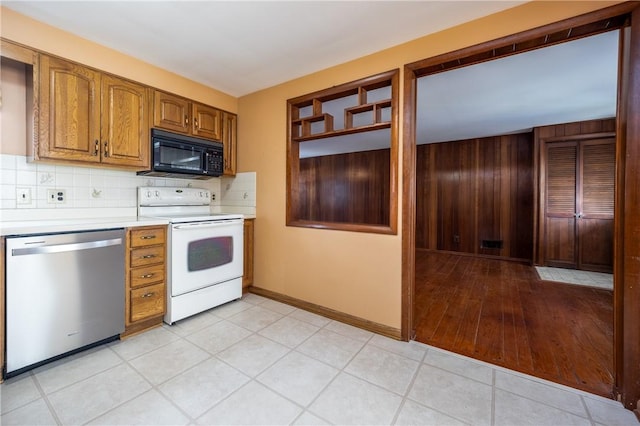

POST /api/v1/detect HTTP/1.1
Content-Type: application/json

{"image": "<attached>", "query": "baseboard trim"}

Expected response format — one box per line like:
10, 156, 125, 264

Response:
248, 286, 403, 341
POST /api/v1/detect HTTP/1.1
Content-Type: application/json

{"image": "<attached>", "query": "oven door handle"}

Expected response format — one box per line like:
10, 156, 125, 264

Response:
173, 219, 243, 230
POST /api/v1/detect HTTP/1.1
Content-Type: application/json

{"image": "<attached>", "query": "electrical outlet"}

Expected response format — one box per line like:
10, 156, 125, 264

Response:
211, 192, 216, 201
16, 187, 32, 205
453, 235, 460, 243
47, 189, 66, 204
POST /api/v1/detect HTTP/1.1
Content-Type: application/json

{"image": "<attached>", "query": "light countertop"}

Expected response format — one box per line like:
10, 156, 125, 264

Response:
0, 217, 170, 237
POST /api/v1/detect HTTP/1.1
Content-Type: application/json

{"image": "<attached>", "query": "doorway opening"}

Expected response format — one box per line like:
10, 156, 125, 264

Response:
402, 5, 639, 406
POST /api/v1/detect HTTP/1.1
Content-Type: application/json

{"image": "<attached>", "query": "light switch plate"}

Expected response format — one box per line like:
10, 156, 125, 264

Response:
16, 187, 32, 205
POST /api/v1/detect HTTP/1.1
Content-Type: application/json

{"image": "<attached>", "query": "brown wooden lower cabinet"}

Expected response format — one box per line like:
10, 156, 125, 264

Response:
243, 219, 254, 289
122, 225, 167, 338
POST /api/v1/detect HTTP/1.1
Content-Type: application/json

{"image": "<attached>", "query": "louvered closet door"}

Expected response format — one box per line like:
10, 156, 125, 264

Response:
578, 139, 615, 272
544, 138, 615, 272
545, 142, 578, 269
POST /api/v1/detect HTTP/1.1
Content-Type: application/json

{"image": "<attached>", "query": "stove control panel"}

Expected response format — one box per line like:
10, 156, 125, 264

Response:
138, 187, 211, 206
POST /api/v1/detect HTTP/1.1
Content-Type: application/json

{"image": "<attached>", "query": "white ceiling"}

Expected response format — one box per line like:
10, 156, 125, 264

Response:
3, 1, 619, 157
3, 1, 525, 97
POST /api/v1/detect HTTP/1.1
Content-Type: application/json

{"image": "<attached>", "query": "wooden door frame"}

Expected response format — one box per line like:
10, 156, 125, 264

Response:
401, 2, 640, 413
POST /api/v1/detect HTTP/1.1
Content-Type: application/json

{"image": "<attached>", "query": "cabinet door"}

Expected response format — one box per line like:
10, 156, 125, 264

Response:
153, 90, 190, 134
192, 103, 222, 140
39, 55, 101, 163
101, 74, 150, 168
222, 112, 237, 176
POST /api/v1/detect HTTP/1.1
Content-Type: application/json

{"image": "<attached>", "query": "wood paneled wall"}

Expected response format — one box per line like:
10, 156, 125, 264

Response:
298, 149, 390, 225
416, 132, 534, 261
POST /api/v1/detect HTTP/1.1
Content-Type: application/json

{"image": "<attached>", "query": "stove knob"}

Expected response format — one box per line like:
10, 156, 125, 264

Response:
155, 190, 160, 198
146, 190, 152, 198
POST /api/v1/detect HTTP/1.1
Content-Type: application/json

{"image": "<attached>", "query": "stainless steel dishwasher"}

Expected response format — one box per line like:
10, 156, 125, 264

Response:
5, 228, 125, 376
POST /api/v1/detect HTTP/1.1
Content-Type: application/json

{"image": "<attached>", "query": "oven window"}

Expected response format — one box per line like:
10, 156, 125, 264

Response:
188, 237, 233, 271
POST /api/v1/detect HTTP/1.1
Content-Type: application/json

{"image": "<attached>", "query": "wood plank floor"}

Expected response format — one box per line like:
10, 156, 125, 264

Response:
414, 251, 614, 398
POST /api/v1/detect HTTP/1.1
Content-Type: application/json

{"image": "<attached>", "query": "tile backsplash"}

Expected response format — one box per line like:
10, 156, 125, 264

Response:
0, 154, 256, 220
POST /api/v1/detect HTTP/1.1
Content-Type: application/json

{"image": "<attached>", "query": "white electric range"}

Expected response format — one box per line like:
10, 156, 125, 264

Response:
138, 187, 244, 324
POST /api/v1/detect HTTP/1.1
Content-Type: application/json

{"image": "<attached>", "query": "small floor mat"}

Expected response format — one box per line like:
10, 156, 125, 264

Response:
535, 266, 613, 290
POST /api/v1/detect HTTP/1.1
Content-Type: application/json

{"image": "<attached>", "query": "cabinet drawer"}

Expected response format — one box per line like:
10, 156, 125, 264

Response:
130, 227, 166, 248
130, 245, 165, 268
130, 264, 164, 288
130, 283, 165, 322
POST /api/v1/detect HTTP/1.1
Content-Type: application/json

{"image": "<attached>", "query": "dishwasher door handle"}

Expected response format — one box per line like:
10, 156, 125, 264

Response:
11, 238, 123, 256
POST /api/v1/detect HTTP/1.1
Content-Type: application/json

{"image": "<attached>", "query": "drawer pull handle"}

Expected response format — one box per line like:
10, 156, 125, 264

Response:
93, 140, 99, 156
141, 254, 156, 259
141, 292, 155, 298
140, 235, 156, 240
141, 273, 154, 279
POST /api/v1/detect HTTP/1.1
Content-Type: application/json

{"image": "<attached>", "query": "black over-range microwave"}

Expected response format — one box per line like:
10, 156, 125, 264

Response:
137, 129, 224, 179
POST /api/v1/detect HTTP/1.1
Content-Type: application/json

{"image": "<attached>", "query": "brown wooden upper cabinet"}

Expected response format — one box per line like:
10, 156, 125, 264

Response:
154, 90, 237, 176
153, 90, 222, 141
222, 111, 237, 175
38, 54, 150, 169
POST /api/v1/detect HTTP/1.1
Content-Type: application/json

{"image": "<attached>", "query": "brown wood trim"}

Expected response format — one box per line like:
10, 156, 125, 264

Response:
287, 69, 399, 235
402, 1, 640, 410
405, 3, 635, 77
249, 286, 402, 340
1, 38, 36, 63
619, 5, 640, 414
0, 237, 4, 382
542, 132, 616, 143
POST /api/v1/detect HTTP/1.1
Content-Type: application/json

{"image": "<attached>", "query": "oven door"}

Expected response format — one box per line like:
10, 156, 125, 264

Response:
169, 219, 243, 296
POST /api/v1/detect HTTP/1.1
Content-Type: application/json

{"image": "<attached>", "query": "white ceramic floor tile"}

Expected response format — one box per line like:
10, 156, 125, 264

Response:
166, 311, 222, 337
325, 320, 374, 342
0, 374, 41, 414
583, 395, 640, 426
209, 300, 253, 318
494, 389, 590, 425
258, 351, 338, 406
424, 348, 493, 385
260, 299, 297, 315
309, 372, 403, 425
216, 334, 290, 377
109, 326, 180, 360
288, 309, 332, 328
159, 358, 249, 418
408, 364, 492, 426
87, 389, 189, 425
258, 316, 320, 348
0, 398, 57, 426
292, 411, 330, 425
394, 399, 468, 426
345, 345, 420, 395
495, 370, 586, 416
297, 328, 365, 368
34, 346, 122, 394
186, 320, 252, 354
240, 293, 269, 305
227, 305, 284, 332
47, 364, 151, 425
196, 381, 302, 425
129, 339, 210, 385
370, 335, 427, 361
